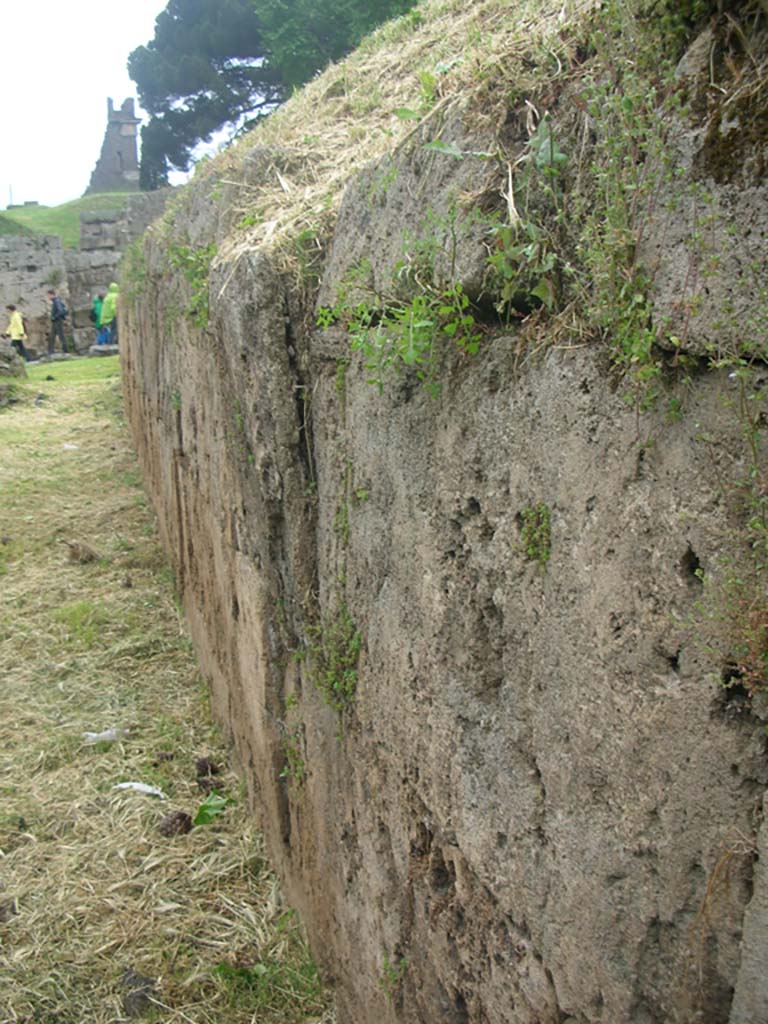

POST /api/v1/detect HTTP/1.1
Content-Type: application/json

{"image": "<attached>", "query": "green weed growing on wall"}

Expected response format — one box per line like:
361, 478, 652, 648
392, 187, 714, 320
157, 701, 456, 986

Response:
305, 604, 361, 715
279, 726, 307, 790
565, 0, 723, 401
519, 503, 551, 566
379, 953, 409, 1002
479, 0, 729, 404
168, 242, 217, 329
122, 239, 149, 302
486, 114, 572, 319
317, 211, 482, 396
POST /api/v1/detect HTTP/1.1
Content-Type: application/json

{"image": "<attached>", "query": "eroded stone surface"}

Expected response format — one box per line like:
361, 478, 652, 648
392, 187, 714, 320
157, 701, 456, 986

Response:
121, 20, 768, 1024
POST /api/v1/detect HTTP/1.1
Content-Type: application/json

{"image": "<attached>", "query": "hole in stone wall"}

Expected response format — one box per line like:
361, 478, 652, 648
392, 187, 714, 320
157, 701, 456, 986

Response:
452, 991, 469, 1024
429, 847, 455, 892
680, 544, 703, 585
715, 665, 753, 720
473, 290, 542, 323
410, 822, 433, 859
635, 446, 647, 480
722, 663, 747, 690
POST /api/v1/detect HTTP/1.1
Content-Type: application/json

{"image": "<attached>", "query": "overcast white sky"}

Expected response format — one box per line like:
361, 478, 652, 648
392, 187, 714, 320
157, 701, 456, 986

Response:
0, 0, 173, 208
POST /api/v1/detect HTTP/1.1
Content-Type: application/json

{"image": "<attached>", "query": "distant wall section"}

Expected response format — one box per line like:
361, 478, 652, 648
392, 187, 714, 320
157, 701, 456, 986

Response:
67, 191, 173, 350
0, 235, 68, 356
0, 190, 171, 357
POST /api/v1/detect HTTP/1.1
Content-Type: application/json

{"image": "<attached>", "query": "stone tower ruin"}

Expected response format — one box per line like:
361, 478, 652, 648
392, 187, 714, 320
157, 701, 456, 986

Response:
85, 98, 141, 195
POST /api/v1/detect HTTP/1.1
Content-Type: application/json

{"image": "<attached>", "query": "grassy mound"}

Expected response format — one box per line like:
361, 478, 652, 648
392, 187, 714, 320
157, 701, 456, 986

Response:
195, 0, 587, 262
2, 193, 137, 249
0, 358, 331, 1024
0, 213, 33, 237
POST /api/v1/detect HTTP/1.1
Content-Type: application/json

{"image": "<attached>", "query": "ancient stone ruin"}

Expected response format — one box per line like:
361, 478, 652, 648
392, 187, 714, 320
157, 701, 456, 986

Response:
117, 2, 768, 1021
0, 94, 151, 354
85, 98, 141, 195
0, 191, 169, 358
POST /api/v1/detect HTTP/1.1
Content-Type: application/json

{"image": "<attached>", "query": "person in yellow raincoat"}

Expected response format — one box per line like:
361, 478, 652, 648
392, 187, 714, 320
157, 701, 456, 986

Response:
100, 282, 119, 345
4, 304, 29, 360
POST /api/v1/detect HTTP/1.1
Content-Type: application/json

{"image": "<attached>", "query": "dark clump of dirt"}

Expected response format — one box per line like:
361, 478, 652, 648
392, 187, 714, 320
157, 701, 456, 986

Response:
121, 969, 159, 1018
158, 810, 193, 837
691, 10, 768, 184
694, 89, 768, 184
195, 756, 221, 793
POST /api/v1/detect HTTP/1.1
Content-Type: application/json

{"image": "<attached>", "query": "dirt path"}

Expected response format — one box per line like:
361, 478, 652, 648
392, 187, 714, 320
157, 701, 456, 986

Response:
0, 358, 330, 1024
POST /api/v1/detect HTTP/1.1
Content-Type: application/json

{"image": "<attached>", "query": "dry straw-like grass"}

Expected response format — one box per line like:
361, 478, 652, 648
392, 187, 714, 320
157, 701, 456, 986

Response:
183, 0, 599, 270
0, 358, 331, 1023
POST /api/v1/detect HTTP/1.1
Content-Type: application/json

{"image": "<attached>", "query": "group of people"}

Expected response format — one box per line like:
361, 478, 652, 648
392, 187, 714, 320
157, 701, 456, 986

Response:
91, 283, 120, 347
2, 283, 120, 361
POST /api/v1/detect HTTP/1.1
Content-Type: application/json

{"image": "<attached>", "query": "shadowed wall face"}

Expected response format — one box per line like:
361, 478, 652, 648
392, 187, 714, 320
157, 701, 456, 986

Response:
119, 13, 768, 1023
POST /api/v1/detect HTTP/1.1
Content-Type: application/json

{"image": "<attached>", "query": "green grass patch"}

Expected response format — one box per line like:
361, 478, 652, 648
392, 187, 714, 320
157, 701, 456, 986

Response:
0, 213, 33, 237
0, 357, 330, 1023
53, 600, 110, 648
2, 194, 136, 249
26, 354, 121, 385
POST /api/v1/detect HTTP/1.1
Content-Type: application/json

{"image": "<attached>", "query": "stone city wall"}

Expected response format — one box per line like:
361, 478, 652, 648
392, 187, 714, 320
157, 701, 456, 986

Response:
119, 15, 768, 1021
0, 235, 69, 357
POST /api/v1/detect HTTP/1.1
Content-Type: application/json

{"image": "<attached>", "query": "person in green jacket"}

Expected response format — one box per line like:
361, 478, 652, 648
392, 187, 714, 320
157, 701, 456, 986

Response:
100, 282, 119, 345
91, 293, 104, 342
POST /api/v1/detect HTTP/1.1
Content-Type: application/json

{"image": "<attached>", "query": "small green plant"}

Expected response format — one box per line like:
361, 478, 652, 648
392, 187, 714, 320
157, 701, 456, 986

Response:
333, 500, 350, 545
379, 953, 409, 1001
292, 226, 324, 290
485, 114, 570, 320
213, 954, 323, 1016
123, 238, 149, 301
487, 219, 561, 315
306, 605, 361, 715
167, 242, 217, 329
317, 212, 482, 396
279, 728, 307, 789
701, 566, 768, 696
193, 791, 234, 826
53, 600, 109, 648
353, 292, 438, 394
44, 268, 63, 288
418, 70, 438, 109
319, 284, 480, 397
520, 503, 551, 565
